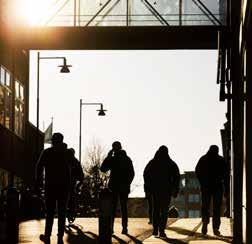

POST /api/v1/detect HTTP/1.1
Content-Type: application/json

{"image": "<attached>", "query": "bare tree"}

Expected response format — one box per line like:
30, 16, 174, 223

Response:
81, 140, 109, 213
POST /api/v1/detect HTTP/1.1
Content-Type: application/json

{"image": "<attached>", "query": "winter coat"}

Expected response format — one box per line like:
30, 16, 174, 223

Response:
100, 151, 135, 194
195, 153, 229, 191
36, 143, 74, 192
144, 156, 180, 196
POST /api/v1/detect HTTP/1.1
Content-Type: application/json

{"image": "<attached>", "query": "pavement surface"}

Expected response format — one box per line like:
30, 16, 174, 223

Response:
19, 218, 232, 243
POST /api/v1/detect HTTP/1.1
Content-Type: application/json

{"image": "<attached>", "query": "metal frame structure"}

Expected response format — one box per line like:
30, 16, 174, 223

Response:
23, 0, 224, 27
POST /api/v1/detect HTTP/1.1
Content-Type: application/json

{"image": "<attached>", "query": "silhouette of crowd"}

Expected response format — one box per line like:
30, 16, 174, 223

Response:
35, 133, 229, 243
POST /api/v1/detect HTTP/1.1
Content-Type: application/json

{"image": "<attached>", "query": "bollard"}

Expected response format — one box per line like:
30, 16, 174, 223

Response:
6, 187, 20, 244
99, 188, 113, 244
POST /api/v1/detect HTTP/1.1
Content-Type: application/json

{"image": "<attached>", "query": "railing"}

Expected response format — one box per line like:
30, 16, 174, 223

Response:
4, 0, 226, 27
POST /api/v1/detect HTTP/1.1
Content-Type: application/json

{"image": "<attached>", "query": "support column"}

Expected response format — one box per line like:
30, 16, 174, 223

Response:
230, 1, 243, 242
231, 35, 244, 244
246, 46, 252, 244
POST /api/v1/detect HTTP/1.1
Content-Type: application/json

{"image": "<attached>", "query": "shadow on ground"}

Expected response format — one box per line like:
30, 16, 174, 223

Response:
65, 224, 98, 243
64, 223, 232, 244
167, 226, 232, 243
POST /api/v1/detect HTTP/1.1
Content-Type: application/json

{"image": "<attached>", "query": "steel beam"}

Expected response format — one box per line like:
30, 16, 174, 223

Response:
4, 26, 225, 50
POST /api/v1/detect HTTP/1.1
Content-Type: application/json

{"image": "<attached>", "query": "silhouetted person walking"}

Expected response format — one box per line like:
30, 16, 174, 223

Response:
36, 133, 74, 244
144, 145, 180, 238
195, 145, 229, 236
100, 141, 135, 235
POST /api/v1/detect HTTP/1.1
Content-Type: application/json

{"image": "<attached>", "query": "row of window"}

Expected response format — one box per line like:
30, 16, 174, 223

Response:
188, 194, 200, 203
186, 178, 200, 189
188, 210, 200, 218
178, 210, 200, 218
0, 66, 25, 137
174, 194, 200, 204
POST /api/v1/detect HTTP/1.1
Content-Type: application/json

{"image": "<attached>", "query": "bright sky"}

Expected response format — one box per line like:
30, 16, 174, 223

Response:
29, 50, 226, 197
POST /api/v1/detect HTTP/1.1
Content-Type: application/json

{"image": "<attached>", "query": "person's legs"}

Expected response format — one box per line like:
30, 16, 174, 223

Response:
201, 187, 211, 234
57, 195, 68, 239
44, 194, 56, 237
159, 194, 171, 236
212, 186, 223, 235
152, 193, 161, 235
40, 192, 56, 243
146, 193, 153, 224
119, 192, 129, 233
111, 192, 118, 233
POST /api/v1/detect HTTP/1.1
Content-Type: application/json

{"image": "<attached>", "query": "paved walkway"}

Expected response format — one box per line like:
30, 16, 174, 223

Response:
19, 218, 232, 243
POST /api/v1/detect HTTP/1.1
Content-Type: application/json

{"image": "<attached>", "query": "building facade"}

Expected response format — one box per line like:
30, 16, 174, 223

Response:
0, 28, 44, 190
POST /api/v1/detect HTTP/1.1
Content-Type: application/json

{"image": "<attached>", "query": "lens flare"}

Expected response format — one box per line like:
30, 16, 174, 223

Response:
18, 0, 52, 26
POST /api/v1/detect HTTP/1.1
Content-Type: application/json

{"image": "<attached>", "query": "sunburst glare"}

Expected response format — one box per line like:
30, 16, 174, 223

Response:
17, 0, 53, 26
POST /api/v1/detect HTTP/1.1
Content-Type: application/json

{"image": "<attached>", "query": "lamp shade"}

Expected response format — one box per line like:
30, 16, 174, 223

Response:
58, 58, 72, 73
97, 109, 106, 116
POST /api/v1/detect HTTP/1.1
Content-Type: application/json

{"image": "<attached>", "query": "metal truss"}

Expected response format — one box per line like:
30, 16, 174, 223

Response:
30, 0, 224, 26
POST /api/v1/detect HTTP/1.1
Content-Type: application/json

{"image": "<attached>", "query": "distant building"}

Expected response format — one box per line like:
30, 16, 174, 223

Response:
171, 171, 201, 218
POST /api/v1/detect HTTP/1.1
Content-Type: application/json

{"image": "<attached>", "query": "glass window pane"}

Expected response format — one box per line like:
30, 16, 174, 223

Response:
0, 67, 4, 85
5, 91, 12, 129
6, 72, 11, 87
195, 194, 200, 202
15, 82, 19, 98
20, 85, 24, 101
14, 81, 25, 137
15, 104, 19, 134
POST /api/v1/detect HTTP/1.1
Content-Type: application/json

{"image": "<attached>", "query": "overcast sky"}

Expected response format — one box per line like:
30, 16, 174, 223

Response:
29, 50, 226, 196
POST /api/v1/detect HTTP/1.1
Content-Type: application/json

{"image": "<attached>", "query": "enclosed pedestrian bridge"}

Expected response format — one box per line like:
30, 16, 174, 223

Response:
3, 0, 227, 50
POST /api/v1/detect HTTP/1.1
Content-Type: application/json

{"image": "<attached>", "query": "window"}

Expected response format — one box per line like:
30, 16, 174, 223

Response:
15, 81, 25, 137
179, 210, 185, 217
0, 66, 12, 129
188, 210, 200, 218
187, 178, 200, 189
176, 195, 185, 204
189, 194, 200, 203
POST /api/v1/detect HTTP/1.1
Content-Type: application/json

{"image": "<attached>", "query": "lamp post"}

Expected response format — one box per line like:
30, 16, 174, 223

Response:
36, 52, 72, 156
37, 52, 72, 132
79, 99, 106, 162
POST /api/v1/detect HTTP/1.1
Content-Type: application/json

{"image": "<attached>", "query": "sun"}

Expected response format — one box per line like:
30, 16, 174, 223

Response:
18, 0, 52, 26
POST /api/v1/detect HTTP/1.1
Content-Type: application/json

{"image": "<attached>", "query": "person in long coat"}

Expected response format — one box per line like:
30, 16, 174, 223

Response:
195, 145, 229, 235
144, 145, 180, 238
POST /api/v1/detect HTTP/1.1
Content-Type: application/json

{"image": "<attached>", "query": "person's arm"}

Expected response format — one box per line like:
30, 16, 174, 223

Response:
35, 151, 46, 190
100, 150, 113, 172
76, 159, 84, 182
128, 159, 135, 185
143, 162, 152, 193
195, 158, 204, 186
172, 163, 180, 197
